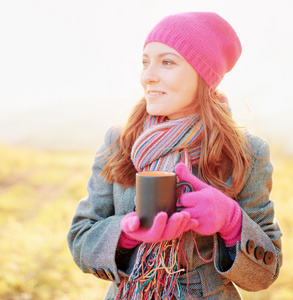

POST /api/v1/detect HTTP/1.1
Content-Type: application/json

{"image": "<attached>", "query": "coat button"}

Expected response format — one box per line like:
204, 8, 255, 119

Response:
96, 268, 108, 280
246, 239, 255, 255
90, 268, 99, 278
264, 251, 274, 265
104, 268, 114, 281
254, 246, 265, 260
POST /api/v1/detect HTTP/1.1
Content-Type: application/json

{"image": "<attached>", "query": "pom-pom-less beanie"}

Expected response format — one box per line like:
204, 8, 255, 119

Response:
144, 12, 242, 89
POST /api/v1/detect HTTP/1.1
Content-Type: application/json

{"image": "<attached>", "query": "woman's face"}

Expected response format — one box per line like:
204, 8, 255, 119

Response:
140, 42, 199, 120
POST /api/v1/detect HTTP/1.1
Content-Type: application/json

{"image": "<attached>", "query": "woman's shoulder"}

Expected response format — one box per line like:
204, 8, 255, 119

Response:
103, 125, 122, 145
244, 131, 270, 161
95, 125, 122, 157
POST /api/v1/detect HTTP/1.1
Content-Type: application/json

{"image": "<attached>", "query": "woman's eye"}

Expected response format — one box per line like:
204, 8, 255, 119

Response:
142, 60, 149, 67
162, 59, 174, 66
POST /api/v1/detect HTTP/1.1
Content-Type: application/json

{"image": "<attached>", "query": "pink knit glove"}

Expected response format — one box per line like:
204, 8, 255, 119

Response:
175, 163, 242, 246
120, 210, 198, 245
118, 230, 142, 249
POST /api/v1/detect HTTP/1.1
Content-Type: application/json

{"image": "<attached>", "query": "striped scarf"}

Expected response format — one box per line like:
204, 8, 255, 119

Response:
131, 114, 203, 172
116, 114, 203, 300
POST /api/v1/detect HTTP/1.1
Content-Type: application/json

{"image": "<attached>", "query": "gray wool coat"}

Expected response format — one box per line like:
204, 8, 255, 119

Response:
67, 126, 283, 300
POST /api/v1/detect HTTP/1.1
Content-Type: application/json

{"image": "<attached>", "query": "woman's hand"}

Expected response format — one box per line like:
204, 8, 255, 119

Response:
175, 163, 242, 246
120, 210, 198, 244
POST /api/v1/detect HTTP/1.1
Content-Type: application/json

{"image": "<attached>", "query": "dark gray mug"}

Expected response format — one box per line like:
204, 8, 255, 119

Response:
136, 171, 193, 229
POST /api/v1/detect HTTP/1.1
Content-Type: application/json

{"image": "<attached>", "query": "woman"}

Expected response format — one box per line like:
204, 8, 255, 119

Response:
67, 12, 282, 299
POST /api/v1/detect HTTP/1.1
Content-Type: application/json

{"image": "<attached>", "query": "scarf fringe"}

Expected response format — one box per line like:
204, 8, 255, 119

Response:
115, 234, 188, 300
118, 114, 207, 299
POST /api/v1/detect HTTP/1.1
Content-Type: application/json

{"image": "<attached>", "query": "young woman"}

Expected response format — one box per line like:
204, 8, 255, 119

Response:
67, 12, 282, 299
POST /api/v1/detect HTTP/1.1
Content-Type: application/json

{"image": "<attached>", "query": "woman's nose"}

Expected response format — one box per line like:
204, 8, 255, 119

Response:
141, 64, 160, 85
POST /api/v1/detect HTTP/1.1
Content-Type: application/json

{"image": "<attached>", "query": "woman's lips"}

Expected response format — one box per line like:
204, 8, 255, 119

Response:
146, 90, 166, 98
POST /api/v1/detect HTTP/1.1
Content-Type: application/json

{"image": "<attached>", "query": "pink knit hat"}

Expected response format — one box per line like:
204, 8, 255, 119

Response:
144, 12, 242, 89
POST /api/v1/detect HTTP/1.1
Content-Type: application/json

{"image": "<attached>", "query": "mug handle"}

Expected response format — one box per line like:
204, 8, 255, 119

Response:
176, 181, 194, 212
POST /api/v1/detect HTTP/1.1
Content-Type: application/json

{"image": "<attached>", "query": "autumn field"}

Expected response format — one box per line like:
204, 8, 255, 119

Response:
0, 144, 292, 300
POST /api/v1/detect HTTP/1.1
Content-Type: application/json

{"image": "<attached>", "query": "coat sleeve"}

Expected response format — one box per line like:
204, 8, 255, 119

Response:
214, 135, 283, 291
67, 126, 138, 284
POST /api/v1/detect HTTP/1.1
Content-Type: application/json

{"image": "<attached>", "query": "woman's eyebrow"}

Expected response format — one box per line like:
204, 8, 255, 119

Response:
142, 52, 183, 59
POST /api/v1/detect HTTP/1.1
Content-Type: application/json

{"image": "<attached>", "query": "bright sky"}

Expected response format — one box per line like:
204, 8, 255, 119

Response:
0, 0, 292, 151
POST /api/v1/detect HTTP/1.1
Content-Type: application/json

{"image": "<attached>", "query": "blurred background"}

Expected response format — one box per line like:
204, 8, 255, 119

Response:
0, 0, 292, 299
1, 0, 293, 152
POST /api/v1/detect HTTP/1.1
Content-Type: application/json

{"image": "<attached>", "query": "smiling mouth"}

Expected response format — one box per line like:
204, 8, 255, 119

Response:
147, 91, 165, 97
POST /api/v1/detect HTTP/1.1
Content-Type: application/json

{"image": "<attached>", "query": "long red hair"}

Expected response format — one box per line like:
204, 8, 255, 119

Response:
101, 77, 251, 198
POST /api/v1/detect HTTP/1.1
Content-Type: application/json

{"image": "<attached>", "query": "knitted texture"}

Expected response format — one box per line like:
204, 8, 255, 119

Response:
116, 114, 203, 300
121, 211, 198, 243
175, 163, 242, 246
131, 114, 202, 172
118, 230, 141, 249
144, 12, 242, 89
118, 114, 202, 250
220, 203, 242, 246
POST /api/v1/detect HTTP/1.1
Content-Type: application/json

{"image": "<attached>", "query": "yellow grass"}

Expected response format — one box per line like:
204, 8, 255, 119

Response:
0, 144, 291, 299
